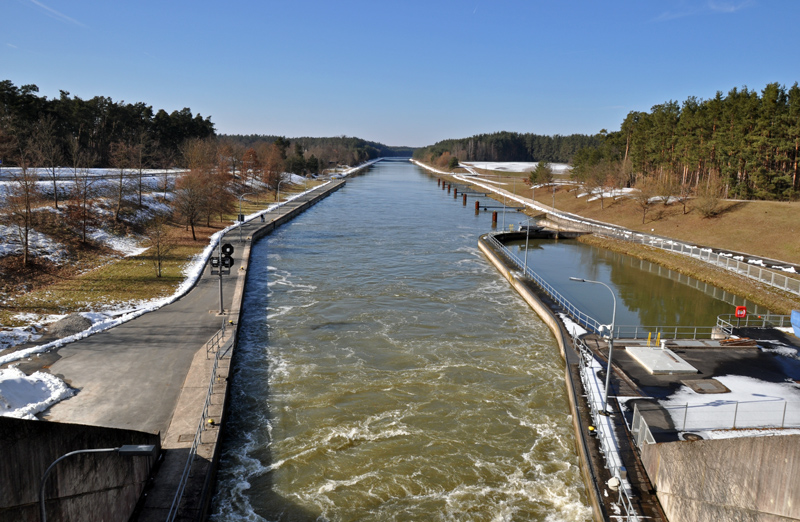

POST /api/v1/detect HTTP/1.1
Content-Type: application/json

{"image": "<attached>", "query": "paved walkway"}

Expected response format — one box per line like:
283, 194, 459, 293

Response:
43, 183, 343, 435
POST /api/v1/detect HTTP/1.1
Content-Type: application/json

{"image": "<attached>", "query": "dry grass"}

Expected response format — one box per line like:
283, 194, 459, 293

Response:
473, 172, 799, 265
0, 181, 317, 327
430, 166, 800, 314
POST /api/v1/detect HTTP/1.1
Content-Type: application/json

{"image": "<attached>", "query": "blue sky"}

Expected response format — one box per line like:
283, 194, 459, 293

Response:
3, 0, 799, 147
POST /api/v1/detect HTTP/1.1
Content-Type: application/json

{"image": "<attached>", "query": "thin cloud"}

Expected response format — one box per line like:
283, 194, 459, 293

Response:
7, 43, 18, 49
28, 0, 86, 27
707, 0, 754, 13
654, 0, 753, 21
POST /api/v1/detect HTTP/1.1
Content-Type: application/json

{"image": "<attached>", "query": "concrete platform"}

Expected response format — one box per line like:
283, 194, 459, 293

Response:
625, 345, 698, 375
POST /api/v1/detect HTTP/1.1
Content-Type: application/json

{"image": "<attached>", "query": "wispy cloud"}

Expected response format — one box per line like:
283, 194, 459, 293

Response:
654, 0, 754, 21
707, 0, 754, 13
28, 0, 86, 27
7, 43, 18, 49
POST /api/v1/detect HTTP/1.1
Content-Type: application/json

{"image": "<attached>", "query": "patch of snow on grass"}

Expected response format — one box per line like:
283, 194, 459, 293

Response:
0, 225, 69, 263
87, 228, 147, 257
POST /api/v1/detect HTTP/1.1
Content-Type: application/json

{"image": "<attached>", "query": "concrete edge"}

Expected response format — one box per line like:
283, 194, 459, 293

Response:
478, 235, 607, 522
195, 179, 348, 520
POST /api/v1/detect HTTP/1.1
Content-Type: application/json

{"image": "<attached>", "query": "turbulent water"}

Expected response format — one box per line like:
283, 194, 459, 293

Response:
211, 160, 591, 521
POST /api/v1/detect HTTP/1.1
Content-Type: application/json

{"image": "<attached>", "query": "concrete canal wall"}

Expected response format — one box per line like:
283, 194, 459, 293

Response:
641, 434, 800, 522
192, 178, 348, 518
477, 234, 607, 522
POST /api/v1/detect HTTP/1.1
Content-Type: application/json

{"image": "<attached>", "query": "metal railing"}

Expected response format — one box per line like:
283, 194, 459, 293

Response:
716, 313, 793, 335
547, 213, 800, 297
662, 400, 800, 432
205, 321, 228, 358
572, 332, 639, 521
486, 233, 716, 340
166, 328, 235, 522
631, 403, 656, 450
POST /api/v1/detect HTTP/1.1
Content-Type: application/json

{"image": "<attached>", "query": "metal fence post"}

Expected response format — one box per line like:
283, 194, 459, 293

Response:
782, 402, 787, 428
733, 401, 739, 429
683, 403, 688, 431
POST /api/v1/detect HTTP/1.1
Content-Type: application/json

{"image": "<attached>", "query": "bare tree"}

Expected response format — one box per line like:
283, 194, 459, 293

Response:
694, 175, 724, 218
145, 215, 173, 277
262, 143, 284, 194
5, 153, 40, 267
131, 132, 152, 208
173, 170, 208, 240
68, 136, 97, 243
30, 115, 64, 210
633, 176, 657, 224
110, 141, 134, 221
155, 146, 177, 200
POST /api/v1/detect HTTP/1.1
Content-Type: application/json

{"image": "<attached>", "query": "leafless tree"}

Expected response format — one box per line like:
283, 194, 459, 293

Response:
634, 176, 657, 224
5, 152, 40, 266
110, 141, 132, 221
145, 215, 173, 277
30, 115, 64, 210
173, 170, 208, 240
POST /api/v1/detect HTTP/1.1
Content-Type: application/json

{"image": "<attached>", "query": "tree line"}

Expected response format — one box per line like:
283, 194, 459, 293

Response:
412, 131, 602, 167
0, 79, 215, 168
220, 134, 413, 174
572, 82, 800, 201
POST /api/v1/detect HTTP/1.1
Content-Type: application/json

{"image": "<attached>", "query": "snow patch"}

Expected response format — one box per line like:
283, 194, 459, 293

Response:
0, 367, 74, 419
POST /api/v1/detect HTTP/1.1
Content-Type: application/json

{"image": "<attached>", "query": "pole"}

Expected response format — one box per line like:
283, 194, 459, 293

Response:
218, 240, 224, 315
569, 277, 617, 415
523, 220, 531, 273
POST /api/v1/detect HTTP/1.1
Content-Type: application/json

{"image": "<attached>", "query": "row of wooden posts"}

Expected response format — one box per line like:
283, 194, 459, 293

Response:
437, 177, 506, 226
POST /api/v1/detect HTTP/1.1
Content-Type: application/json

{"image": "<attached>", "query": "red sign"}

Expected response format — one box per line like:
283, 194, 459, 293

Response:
735, 306, 747, 318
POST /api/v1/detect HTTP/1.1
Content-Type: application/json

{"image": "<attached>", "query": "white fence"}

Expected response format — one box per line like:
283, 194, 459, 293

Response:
547, 214, 800, 297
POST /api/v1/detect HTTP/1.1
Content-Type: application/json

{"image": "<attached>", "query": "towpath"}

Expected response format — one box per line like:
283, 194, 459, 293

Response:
42, 182, 344, 436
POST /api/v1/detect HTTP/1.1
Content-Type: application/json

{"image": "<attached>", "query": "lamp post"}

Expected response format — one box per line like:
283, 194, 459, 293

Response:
569, 277, 617, 415
40, 445, 156, 522
237, 192, 253, 243
276, 178, 287, 203
520, 217, 535, 274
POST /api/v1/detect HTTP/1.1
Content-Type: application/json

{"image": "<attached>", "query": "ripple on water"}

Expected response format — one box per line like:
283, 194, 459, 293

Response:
212, 162, 591, 522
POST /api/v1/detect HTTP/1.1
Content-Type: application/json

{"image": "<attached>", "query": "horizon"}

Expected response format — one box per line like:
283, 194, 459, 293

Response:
4, 1, 800, 147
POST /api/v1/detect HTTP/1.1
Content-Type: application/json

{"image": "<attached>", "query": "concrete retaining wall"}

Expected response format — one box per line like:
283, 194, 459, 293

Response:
478, 235, 606, 522
641, 435, 800, 522
0, 417, 159, 522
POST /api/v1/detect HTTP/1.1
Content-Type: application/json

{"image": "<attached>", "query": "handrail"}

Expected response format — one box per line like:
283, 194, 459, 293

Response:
486, 233, 717, 340
545, 213, 800, 297
166, 328, 235, 522
573, 332, 639, 521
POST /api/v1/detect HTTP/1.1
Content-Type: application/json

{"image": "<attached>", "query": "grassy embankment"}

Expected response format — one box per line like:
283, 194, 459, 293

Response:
0, 182, 318, 328
428, 164, 800, 315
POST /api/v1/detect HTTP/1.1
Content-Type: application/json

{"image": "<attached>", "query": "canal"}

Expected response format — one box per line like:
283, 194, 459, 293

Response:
211, 159, 747, 521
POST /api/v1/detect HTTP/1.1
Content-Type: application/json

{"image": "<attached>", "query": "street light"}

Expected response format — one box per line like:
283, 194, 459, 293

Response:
569, 277, 617, 416
40, 445, 157, 522
520, 217, 536, 274
237, 192, 253, 243
276, 178, 287, 203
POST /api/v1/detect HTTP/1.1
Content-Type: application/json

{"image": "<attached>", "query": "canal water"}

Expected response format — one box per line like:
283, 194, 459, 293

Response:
211, 160, 746, 521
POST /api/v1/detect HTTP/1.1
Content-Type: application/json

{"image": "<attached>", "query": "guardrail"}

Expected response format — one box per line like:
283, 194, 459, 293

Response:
485, 233, 716, 340
167, 328, 234, 522
573, 332, 639, 521
716, 313, 793, 335
205, 321, 228, 358
632, 399, 800, 438
547, 214, 800, 297
631, 403, 656, 450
